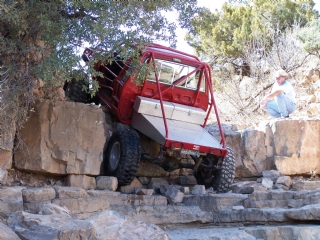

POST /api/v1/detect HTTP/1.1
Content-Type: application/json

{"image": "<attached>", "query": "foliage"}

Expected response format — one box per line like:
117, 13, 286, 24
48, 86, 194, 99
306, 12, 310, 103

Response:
0, 0, 200, 134
297, 18, 320, 58
187, 0, 318, 62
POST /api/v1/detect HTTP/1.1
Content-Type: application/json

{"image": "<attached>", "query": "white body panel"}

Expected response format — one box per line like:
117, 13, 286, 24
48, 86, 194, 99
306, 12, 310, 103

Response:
131, 96, 221, 150
133, 96, 174, 118
133, 96, 206, 125
131, 112, 221, 149
171, 102, 206, 124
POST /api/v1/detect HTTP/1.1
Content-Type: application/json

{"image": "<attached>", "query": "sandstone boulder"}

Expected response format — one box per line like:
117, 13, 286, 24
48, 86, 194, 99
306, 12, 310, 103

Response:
89, 210, 169, 240
269, 120, 320, 175
231, 181, 255, 194
275, 176, 292, 190
239, 129, 269, 177
119, 177, 143, 194
191, 185, 206, 195
164, 185, 184, 204
66, 175, 96, 190
148, 178, 169, 193
262, 170, 283, 182
96, 176, 118, 191
14, 99, 108, 175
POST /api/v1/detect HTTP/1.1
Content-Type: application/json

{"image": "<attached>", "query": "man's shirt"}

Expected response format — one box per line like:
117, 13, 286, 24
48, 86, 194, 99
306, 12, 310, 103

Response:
272, 80, 296, 103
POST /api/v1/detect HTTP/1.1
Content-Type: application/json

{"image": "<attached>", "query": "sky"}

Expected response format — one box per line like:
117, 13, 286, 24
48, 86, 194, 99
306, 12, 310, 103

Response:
174, 0, 226, 54
173, 0, 320, 55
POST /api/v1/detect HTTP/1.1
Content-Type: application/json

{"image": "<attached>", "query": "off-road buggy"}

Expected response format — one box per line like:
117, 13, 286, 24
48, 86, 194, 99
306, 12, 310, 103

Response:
65, 43, 235, 193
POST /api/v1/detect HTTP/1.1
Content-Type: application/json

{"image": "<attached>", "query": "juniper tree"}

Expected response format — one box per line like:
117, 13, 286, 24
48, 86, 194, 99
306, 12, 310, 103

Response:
297, 18, 320, 59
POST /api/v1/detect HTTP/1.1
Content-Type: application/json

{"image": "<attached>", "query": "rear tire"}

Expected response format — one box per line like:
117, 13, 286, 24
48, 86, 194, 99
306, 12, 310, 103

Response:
64, 78, 89, 103
196, 145, 235, 193
103, 128, 141, 186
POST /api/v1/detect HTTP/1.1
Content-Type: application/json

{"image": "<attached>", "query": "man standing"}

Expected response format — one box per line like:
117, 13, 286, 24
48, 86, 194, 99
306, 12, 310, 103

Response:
260, 69, 296, 118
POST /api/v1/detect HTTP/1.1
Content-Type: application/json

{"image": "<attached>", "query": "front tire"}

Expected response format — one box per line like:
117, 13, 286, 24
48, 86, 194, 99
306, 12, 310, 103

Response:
196, 145, 235, 193
103, 128, 141, 186
64, 78, 89, 103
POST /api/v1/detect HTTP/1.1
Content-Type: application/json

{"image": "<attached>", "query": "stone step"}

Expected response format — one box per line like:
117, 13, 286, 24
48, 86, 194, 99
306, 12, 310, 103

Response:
243, 199, 291, 209
3, 184, 320, 227
246, 224, 320, 240
243, 190, 320, 209
182, 193, 248, 211
87, 189, 168, 206
246, 190, 297, 202
1, 186, 169, 218
166, 224, 320, 240
109, 205, 213, 225
212, 203, 320, 224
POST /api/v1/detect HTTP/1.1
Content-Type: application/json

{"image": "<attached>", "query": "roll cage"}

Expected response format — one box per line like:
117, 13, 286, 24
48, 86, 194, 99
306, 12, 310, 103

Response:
82, 43, 227, 156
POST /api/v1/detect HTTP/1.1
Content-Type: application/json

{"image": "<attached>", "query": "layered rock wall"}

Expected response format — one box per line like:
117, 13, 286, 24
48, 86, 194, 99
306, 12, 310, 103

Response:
6, 99, 320, 178
207, 119, 320, 178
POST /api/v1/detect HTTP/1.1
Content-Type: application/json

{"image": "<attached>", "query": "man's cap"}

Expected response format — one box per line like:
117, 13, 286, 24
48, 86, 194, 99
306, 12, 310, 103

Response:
275, 69, 288, 78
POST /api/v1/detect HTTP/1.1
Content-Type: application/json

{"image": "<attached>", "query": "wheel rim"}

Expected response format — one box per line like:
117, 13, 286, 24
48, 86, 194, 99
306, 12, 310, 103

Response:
109, 141, 120, 172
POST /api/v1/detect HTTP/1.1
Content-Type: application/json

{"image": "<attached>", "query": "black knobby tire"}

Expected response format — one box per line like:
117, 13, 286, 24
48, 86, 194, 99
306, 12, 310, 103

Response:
196, 145, 235, 193
103, 128, 141, 186
213, 145, 236, 193
64, 78, 89, 103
